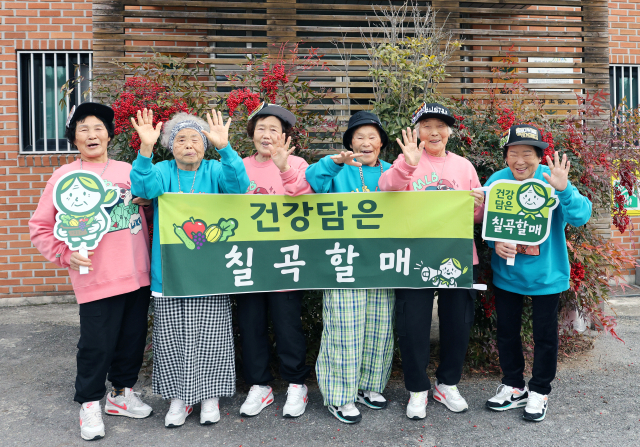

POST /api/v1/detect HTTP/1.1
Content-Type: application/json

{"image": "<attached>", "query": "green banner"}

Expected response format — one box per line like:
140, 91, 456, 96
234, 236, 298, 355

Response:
159, 191, 474, 296
482, 179, 558, 245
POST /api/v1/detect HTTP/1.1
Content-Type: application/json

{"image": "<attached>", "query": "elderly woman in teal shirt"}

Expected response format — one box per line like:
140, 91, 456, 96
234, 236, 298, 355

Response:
130, 108, 248, 429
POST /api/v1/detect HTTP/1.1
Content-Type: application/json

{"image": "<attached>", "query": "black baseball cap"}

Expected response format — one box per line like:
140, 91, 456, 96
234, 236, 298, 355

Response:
65, 102, 114, 128
499, 124, 549, 150
342, 111, 389, 151
411, 102, 455, 126
248, 102, 296, 128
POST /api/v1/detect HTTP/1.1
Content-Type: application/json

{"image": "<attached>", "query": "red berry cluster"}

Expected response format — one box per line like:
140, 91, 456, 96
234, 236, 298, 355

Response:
570, 262, 585, 291
112, 77, 190, 153
497, 108, 515, 131
226, 88, 261, 116
612, 185, 631, 233
260, 62, 288, 103
540, 130, 555, 164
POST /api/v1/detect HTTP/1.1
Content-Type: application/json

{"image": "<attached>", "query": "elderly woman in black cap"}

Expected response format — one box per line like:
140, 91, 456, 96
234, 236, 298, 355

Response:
236, 103, 313, 419
130, 108, 249, 429
379, 102, 485, 420
305, 111, 394, 424
29, 102, 153, 441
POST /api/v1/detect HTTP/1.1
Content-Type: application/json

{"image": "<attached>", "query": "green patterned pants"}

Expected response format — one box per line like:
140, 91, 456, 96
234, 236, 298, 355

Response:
315, 288, 395, 407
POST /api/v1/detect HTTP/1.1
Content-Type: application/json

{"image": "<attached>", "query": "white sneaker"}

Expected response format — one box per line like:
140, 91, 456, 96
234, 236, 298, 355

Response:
79, 401, 105, 441
485, 384, 529, 411
523, 391, 548, 422
356, 390, 388, 410
406, 391, 429, 420
164, 398, 193, 428
105, 387, 153, 418
239, 385, 274, 417
200, 397, 220, 425
433, 380, 468, 413
328, 402, 361, 424
283, 384, 308, 418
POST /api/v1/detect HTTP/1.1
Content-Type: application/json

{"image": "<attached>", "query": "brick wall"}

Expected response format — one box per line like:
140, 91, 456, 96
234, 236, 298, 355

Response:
609, 0, 640, 64
0, 0, 91, 298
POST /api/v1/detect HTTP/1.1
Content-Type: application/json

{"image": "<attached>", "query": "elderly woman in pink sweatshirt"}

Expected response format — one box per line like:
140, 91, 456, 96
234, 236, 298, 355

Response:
378, 102, 485, 420
236, 103, 313, 419
29, 102, 153, 442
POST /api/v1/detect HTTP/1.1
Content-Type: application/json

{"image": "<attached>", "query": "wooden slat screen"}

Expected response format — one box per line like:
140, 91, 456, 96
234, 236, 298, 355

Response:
93, 0, 609, 123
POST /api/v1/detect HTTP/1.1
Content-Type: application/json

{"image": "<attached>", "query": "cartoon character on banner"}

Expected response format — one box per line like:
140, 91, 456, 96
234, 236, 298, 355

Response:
480, 178, 559, 267
420, 257, 468, 288
53, 170, 119, 274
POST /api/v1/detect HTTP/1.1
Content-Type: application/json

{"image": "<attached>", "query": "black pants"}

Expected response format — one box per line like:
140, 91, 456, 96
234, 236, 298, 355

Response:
74, 286, 151, 404
236, 291, 311, 386
494, 286, 559, 395
396, 267, 477, 392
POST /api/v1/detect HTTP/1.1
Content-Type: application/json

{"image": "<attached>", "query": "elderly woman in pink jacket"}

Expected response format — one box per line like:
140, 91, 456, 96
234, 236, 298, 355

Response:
236, 103, 313, 419
29, 102, 153, 441
378, 102, 485, 420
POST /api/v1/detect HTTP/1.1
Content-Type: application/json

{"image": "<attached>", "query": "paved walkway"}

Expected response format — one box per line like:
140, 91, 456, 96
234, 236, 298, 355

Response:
0, 296, 639, 447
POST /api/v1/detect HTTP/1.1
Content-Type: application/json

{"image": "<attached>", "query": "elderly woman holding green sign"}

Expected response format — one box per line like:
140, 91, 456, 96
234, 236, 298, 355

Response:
30, 102, 154, 442
483, 124, 591, 422
130, 108, 249, 428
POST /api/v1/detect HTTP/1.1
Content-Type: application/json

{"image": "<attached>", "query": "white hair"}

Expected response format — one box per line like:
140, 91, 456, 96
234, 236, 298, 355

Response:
161, 112, 211, 149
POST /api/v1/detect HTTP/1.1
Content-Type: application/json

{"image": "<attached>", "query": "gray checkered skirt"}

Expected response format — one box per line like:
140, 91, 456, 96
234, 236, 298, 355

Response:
152, 295, 236, 405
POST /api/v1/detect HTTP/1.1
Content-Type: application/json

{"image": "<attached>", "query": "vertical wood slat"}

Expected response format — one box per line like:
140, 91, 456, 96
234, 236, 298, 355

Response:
582, 0, 609, 109
91, 0, 610, 115
92, 0, 125, 78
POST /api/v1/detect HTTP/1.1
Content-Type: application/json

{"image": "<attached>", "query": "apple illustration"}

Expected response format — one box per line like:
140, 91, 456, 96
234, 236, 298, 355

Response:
182, 217, 207, 240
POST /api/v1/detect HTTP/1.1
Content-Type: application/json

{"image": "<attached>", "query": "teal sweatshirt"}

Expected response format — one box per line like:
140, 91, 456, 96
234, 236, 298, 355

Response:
484, 165, 592, 295
305, 155, 392, 193
130, 143, 249, 295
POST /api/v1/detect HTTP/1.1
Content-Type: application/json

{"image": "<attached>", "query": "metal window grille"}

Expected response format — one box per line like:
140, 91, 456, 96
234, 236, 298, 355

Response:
18, 51, 92, 153
610, 65, 639, 111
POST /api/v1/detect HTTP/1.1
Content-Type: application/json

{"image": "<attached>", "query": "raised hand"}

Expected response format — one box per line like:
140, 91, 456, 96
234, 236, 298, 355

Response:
330, 150, 363, 167
203, 108, 231, 150
542, 151, 570, 192
270, 132, 294, 173
130, 108, 163, 158
396, 127, 424, 166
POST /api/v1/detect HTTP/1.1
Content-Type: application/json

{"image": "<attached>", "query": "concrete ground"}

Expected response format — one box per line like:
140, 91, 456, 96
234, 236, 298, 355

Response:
0, 297, 639, 447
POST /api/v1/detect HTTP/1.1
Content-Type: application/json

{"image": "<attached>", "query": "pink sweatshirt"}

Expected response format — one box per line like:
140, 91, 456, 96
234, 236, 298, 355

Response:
243, 154, 313, 196
29, 159, 151, 304
379, 150, 483, 264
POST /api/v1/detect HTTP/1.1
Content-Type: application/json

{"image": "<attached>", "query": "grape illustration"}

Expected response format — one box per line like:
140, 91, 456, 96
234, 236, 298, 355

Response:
192, 231, 206, 250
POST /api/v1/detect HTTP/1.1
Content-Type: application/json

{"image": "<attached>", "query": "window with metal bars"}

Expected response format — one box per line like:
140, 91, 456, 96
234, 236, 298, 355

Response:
610, 65, 639, 110
18, 51, 92, 153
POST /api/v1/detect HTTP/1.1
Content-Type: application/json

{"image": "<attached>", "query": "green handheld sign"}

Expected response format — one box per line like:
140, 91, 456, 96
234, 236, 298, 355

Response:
52, 170, 119, 274
481, 179, 558, 265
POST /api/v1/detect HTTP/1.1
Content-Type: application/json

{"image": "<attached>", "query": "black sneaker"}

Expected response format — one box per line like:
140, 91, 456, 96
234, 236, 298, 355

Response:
356, 390, 388, 410
328, 403, 362, 424
485, 384, 529, 411
523, 391, 548, 422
